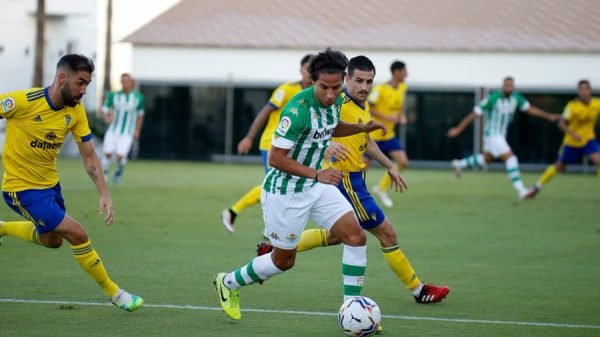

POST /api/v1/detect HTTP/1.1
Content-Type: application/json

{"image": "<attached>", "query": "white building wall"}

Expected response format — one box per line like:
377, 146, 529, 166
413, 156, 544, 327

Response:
0, 0, 97, 109
131, 47, 600, 91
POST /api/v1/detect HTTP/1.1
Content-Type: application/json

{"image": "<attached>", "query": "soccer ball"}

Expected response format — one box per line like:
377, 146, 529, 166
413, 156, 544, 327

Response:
337, 296, 381, 337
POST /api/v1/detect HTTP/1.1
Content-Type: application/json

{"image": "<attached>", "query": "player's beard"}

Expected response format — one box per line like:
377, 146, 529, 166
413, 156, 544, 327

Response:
61, 83, 82, 107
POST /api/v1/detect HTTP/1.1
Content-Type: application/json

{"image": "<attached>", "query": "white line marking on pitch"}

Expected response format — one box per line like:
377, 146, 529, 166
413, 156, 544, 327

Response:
1, 298, 599, 330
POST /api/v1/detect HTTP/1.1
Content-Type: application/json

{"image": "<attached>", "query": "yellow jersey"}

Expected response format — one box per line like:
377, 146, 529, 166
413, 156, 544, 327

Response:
259, 81, 306, 150
561, 97, 600, 147
367, 81, 407, 141
0, 87, 92, 192
325, 91, 371, 172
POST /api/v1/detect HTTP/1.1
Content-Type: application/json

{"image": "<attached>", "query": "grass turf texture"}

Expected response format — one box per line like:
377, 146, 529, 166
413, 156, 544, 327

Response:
1, 160, 599, 336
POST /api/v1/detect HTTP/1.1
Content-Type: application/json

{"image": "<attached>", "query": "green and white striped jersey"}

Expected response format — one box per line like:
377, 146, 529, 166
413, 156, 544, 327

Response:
475, 91, 530, 137
102, 90, 145, 136
263, 86, 342, 195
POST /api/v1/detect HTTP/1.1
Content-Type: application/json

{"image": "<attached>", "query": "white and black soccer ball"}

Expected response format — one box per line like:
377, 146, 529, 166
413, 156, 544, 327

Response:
337, 296, 381, 337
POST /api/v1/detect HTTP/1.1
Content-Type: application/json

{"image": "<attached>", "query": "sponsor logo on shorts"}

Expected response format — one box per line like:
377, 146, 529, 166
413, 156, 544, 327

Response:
1, 97, 15, 113
286, 233, 298, 243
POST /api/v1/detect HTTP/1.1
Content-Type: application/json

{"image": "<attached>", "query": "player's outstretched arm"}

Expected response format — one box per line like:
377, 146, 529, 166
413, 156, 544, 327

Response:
238, 104, 276, 154
526, 106, 561, 122
366, 138, 407, 192
77, 141, 114, 225
447, 111, 477, 138
333, 120, 386, 137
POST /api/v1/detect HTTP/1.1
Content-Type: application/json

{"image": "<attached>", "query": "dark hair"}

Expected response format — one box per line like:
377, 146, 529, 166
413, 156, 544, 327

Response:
300, 54, 314, 66
308, 48, 348, 82
578, 79, 591, 87
348, 55, 375, 78
390, 60, 405, 73
57, 54, 95, 73
504, 76, 514, 82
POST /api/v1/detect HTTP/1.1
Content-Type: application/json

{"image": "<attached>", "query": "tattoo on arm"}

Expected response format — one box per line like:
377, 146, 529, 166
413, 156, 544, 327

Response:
86, 165, 99, 183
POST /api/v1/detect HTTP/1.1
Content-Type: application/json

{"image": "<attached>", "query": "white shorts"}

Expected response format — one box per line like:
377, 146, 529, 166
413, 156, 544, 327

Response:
260, 183, 354, 250
483, 135, 512, 158
103, 130, 134, 157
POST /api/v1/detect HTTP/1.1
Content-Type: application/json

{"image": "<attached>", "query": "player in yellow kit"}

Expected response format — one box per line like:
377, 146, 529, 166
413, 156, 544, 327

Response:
257, 56, 450, 308
221, 54, 313, 232
365, 61, 408, 208
0, 54, 142, 312
526, 80, 600, 198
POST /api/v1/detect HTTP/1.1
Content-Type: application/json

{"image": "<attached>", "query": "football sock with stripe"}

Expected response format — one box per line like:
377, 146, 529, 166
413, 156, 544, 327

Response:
72, 240, 120, 298
297, 228, 328, 252
342, 244, 367, 301
224, 253, 283, 290
537, 164, 557, 188
381, 244, 422, 293
505, 155, 526, 193
459, 154, 486, 169
0, 221, 42, 245
377, 172, 391, 191
231, 184, 262, 214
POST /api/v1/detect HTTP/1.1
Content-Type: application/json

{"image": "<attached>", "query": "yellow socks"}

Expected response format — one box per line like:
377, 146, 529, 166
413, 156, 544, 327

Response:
378, 163, 404, 191
231, 185, 262, 214
297, 229, 328, 252
539, 164, 557, 187
0, 221, 41, 245
377, 173, 391, 191
382, 245, 421, 291
71, 240, 119, 298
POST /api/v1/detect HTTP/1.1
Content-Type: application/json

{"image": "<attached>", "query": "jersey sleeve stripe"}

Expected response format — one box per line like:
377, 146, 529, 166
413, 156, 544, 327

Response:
267, 102, 279, 110
80, 133, 93, 143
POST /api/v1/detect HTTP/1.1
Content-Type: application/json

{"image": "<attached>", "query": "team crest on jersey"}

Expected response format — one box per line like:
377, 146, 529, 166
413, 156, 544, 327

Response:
1, 97, 15, 113
277, 116, 292, 136
65, 114, 72, 127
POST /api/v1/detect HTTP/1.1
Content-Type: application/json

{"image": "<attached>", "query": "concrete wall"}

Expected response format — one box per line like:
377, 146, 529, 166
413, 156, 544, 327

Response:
131, 46, 600, 91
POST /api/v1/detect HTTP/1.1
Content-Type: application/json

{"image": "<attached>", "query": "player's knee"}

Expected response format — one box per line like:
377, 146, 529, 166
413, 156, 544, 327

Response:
344, 230, 366, 246
41, 235, 64, 248
556, 163, 566, 172
327, 232, 342, 246
273, 256, 295, 271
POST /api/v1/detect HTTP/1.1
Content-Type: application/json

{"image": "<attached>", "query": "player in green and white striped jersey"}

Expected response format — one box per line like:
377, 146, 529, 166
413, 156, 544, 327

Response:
213, 49, 385, 321
101, 73, 145, 184
448, 77, 560, 199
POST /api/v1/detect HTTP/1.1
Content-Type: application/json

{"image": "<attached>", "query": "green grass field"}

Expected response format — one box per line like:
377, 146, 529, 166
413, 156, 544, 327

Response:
1, 160, 599, 337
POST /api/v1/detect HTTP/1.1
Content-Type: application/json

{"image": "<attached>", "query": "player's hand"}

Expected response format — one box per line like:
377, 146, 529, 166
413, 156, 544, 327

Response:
99, 194, 115, 225
387, 168, 408, 193
326, 142, 350, 161
397, 114, 408, 125
548, 113, 561, 122
364, 120, 387, 136
237, 137, 253, 155
317, 168, 344, 185
570, 131, 582, 142
447, 127, 461, 138
134, 130, 141, 140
